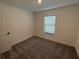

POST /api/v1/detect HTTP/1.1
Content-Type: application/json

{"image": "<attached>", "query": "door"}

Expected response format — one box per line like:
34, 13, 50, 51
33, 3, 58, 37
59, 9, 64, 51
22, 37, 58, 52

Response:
0, 10, 10, 54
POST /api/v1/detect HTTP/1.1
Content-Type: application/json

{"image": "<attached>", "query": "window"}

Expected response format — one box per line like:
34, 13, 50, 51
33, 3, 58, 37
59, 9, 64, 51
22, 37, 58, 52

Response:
44, 16, 56, 35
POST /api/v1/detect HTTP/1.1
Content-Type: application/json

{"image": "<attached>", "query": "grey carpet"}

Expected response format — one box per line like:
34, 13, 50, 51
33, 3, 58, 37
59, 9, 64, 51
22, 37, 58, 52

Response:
0, 36, 78, 59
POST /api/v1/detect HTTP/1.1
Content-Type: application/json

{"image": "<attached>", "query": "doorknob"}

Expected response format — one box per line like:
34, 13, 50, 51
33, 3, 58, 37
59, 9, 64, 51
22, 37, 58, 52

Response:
7, 32, 10, 35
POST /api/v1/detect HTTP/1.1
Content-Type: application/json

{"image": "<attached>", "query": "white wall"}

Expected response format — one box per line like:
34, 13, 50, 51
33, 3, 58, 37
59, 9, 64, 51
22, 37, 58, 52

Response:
34, 4, 79, 47
76, 19, 79, 56
0, 3, 34, 46
76, 26, 79, 56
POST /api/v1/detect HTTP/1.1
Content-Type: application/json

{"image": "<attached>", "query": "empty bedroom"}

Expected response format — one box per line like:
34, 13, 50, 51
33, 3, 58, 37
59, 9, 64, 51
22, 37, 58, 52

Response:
0, 0, 79, 59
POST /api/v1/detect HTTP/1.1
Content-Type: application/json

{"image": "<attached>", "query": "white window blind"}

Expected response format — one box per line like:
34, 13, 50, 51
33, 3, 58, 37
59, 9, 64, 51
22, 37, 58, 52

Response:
44, 16, 56, 34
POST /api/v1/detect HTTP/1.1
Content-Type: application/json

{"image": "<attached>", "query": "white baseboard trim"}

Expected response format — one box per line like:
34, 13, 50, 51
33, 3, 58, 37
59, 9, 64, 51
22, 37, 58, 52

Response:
75, 48, 79, 58
0, 46, 12, 54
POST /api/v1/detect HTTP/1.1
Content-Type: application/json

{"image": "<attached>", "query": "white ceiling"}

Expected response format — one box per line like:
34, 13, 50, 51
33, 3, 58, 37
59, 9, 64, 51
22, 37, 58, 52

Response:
0, 0, 79, 12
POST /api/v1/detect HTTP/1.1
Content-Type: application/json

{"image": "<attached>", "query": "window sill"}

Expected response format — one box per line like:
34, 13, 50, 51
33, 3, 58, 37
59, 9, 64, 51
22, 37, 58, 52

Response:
44, 32, 55, 36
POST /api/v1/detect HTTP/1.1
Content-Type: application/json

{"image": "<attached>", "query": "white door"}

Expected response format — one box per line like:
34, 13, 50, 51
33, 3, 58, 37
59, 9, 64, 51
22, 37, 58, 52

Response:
0, 10, 11, 54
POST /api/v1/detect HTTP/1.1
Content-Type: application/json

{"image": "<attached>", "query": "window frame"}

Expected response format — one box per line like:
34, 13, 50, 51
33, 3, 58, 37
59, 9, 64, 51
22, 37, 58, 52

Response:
43, 16, 56, 35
